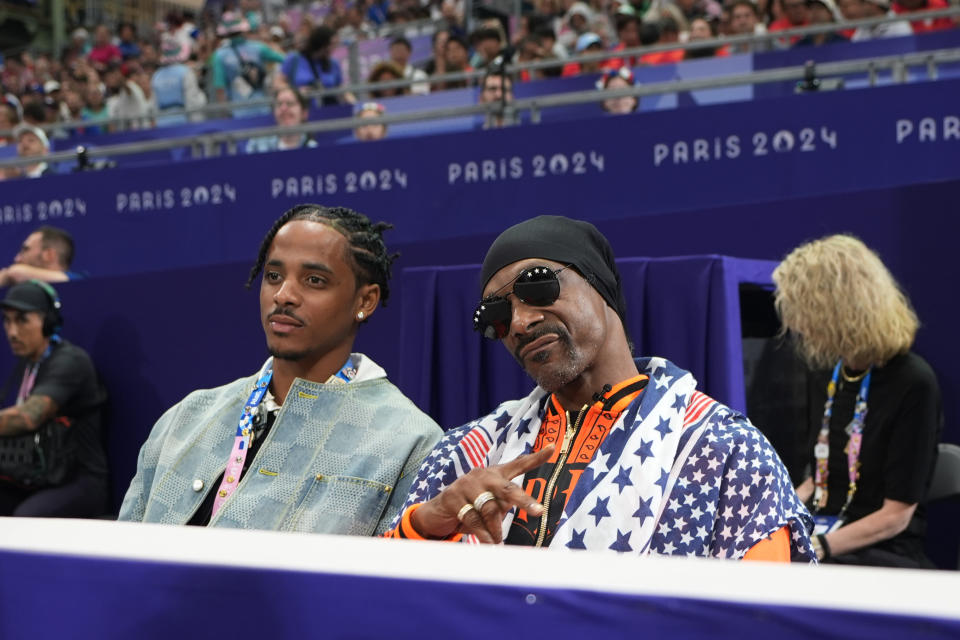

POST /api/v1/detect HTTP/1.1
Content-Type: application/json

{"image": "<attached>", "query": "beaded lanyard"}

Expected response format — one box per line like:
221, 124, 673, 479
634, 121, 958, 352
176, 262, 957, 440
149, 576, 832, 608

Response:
812, 361, 872, 517
210, 360, 274, 518
209, 357, 359, 518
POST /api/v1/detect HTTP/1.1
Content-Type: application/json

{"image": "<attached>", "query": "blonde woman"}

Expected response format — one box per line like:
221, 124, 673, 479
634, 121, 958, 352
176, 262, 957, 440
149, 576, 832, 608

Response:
773, 234, 942, 568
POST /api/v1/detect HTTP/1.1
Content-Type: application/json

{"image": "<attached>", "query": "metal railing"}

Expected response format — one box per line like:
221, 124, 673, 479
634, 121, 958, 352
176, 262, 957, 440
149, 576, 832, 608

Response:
14, 6, 959, 138
0, 45, 954, 171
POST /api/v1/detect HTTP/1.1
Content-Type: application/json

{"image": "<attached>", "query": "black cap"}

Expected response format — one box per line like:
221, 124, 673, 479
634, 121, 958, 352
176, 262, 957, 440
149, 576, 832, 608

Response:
1, 281, 57, 313
479, 215, 628, 326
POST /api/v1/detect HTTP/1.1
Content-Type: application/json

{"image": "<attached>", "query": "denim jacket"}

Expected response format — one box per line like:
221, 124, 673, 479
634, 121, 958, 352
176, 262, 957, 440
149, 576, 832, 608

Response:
118, 355, 442, 535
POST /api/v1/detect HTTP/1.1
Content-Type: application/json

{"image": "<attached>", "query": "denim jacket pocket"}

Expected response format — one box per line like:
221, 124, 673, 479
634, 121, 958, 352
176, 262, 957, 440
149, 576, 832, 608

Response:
286, 474, 393, 534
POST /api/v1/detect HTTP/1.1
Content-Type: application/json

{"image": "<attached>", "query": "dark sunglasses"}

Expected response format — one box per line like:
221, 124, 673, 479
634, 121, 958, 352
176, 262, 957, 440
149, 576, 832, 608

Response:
473, 265, 571, 339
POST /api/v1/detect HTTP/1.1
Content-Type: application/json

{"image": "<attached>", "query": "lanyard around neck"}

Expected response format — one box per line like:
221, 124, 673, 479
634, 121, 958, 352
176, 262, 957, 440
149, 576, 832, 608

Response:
209, 357, 358, 519
16, 338, 58, 406
813, 361, 872, 515
210, 359, 274, 518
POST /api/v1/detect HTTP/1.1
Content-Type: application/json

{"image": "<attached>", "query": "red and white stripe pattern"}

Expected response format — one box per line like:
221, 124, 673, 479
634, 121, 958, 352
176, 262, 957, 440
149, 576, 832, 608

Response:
458, 426, 494, 469
683, 391, 719, 429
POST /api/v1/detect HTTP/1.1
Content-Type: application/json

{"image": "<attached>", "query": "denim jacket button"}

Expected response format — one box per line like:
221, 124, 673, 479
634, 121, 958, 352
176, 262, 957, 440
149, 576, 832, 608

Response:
192, 479, 204, 492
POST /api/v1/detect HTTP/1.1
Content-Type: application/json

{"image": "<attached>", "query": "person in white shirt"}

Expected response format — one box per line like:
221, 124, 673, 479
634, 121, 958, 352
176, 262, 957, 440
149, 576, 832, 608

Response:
9, 125, 52, 179
846, 0, 913, 39
389, 36, 429, 95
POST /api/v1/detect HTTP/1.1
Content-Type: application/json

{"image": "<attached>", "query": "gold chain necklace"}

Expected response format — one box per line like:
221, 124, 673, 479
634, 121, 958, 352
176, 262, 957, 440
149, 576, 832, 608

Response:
841, 366, 868, 383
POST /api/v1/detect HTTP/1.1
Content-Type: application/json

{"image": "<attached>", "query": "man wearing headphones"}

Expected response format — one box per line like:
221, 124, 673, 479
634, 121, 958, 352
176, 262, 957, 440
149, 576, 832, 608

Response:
0, 281, 108, 516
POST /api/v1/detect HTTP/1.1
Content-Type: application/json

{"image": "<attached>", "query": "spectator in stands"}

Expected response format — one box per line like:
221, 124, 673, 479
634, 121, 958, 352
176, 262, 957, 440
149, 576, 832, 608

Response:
441, 35, 472, 89
597, 67, 638, 114
0, 101, 20, 146
423, 28, 450, 79
211, 11, 286, 117
769, 0, 811, 45
607, 13, 642, 69
266, 25, 287, 54
892, 0, 955, 33
241, 0, 265, 31
80, 84, 108, 136
535, 25, 567, 60
0, 281, 108, 518
639, 19, 686, 64
470, 27, 505, 70
246, 86, 316, 153
0, 226, 80, 284
389, 36, 430, 95
562, 32, 612, 76
41, 97, 67, 141
367, 61, 409, 99
139, 41, 160, 69
132, 67, 158, 123
104, 64, 150, 131
20, 100, 46, 127
167, 10, 198, 50
117, 205, 442, 533
515, 34, 549, 81
728, 0, 771, 52
117, 22, 142, 61
673, 0, 724, 25
339, 5, 375, 42
280, 25, 353, 106
153, 34, 207, 126
367, 0, 390, 25
60, 90, 84, 130
478, 69, 514, 128
559, 2, 594, 53
850, 0, 914, 38
686, 17, 731, 57
1, 56, 31, 97
796, 0, 849, 45
43, 81, 62, 107
6, 125, 53, 180
87, 25, 123, 72
66, 28, 91, 63
354, 101, 388, 141
773, 234, 941, 568
384, 215, 814, 563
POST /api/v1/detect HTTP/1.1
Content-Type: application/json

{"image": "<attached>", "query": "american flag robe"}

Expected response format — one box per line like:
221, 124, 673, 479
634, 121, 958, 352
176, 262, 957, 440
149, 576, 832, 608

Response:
397, 357, 816, 561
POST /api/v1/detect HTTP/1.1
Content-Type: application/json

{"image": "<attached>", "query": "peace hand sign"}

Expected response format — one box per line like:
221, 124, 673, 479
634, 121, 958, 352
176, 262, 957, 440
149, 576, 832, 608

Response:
411, 445, 555, 544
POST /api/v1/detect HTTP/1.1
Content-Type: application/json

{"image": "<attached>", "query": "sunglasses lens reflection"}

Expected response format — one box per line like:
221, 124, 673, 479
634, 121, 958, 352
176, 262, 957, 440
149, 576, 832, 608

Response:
514, 274, 559, 307
473, 267, 563, 340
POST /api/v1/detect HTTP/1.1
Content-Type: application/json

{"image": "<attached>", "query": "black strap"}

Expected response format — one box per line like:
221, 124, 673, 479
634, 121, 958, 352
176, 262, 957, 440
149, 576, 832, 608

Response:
599, 377, 649, 412
306, 55, 322, 83
230, 42, 261, 90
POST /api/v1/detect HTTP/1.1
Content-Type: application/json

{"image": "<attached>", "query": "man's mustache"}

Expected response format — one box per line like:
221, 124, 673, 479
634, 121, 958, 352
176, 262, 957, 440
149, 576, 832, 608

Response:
267, 308, 306, 325
513, 324, 570, 362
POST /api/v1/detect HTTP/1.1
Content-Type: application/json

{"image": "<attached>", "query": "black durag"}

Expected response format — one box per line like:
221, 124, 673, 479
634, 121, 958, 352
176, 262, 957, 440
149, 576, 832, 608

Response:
479, 215, 628, 327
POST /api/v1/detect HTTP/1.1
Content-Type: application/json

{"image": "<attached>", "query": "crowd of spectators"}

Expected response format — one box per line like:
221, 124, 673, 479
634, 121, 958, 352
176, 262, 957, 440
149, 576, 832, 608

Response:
0, 0, 953, 165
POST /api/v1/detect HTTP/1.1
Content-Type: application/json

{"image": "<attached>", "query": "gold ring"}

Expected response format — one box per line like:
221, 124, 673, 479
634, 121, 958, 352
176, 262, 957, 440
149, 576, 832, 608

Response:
456, 503, 475, 522
473, 491, 496, 512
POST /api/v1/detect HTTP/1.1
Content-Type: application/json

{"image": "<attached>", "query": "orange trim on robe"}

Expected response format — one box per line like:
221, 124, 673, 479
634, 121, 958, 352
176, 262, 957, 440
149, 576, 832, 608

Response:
742, 526, 791, 562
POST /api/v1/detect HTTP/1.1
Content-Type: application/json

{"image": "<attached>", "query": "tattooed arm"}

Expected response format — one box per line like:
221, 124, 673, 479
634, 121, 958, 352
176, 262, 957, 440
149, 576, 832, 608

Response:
0, 395, 59, 437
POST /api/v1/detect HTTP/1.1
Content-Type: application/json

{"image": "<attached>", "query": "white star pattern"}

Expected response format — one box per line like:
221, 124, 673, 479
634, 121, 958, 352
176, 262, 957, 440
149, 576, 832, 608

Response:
390, 358, 816, 564
654, 374, 673, 390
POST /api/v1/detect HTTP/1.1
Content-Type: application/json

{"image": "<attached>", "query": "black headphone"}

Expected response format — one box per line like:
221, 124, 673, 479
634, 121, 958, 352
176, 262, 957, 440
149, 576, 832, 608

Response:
27, 279, 63, 337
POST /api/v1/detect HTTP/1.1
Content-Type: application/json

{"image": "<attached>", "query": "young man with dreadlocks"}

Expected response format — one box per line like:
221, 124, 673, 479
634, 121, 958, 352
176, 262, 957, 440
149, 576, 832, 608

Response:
119, 205, 442, 533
